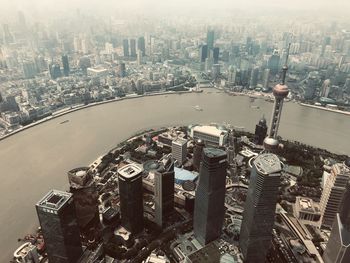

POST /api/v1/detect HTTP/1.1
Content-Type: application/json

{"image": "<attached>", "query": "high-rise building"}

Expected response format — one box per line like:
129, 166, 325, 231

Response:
68, 167, 99, 229
22, 60, 37, 78
268, 51, 280, 75
193, 148, 227, 246
249, 66, 259, 89
137, 50, 143, 66
323, 159, 350, 263
118, 164, 144, 234
123, 39, 129, 57
130, 39, 137, 57
172, 139, 187, 165
138, 36, 146, 56
154, 159, 175, 228
213, 47, 220, 64
263, 68, 270, 89
319, 162, 350, 229
49, 63, 62, 79
2, 24, 14, 44
239, 153, 282, 263
264, 44, 290, 151
36, 190, 83, 263
119, 62, 126, 77
62, 55, 70, 76
254, 117, 268, 145
193, 139, 205, 172
199, 44, 208, 63
207, 30, 215, 50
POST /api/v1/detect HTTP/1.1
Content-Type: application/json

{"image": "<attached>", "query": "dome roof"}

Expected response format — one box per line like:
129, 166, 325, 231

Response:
345, 158, 350, 168
273, 84, 289, 98
259, 116, 267, 126
263, 137, 279, 150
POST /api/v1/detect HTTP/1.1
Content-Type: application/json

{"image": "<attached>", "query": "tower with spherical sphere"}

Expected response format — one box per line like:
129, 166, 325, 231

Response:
264, 44, 290, 151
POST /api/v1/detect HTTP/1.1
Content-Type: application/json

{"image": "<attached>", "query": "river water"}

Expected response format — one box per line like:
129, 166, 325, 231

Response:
0, 91, 349, 261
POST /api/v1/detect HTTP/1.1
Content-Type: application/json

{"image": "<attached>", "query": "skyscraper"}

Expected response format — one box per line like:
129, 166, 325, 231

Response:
193, 139, 205, 172
138, 36, 146, 56
123, 39, 129, 57
2, 24, 14, 45
118, 164, 144, 234
319, 162, 350, 229
254, 117, 268, 145
239, 153, 281, 263
323, 159, 350, 263
268, 51, 280, 75
62, 55, 70, 76
207, 30, 215, 50
264, 44, 290, 151
130, 39, 137, 57
199, 44, 208, 63
193, 148, 227, 246
36, 190, 83, 263
249, 66, 259, 89
213, 47, 220, 64
154, 159, 175, 228
172, 139, 187, 166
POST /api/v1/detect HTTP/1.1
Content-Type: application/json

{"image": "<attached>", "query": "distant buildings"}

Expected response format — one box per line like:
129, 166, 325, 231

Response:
193, 139, 205, 172
123, 39, 129, 57
320, 162, 350, 229
239, 153, 282, 262
118, 164, 144, 234
138, 36, 146, 56
194, 148, 227, 245
62, 55, 70, 76
36, 190, 83, 263
154, 160, 175, 228
206, 30, 215, 50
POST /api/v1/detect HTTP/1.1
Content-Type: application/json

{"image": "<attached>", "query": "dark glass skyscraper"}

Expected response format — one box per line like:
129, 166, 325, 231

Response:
61, 55, 70, 76
154, 160, 175, 228
137, 36, 146, 56
130, 39, 137, 57
123, 39, 129, 57
254, 117, 268, 145
213, 47, 219, 64
239, 153, 281, 263
207, 30, 215, 50
118, 164, 144, 234
200, 44, 208, 63
193, 148, 227, 246
36, 190, 83, 263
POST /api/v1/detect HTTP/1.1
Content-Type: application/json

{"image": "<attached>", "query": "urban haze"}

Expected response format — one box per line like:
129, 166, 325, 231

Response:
0, 0, 350, 263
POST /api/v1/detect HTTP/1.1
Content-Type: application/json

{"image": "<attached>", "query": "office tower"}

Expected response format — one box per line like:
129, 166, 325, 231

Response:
193, 139, 205, 172
2, 24, 14, 44
130, 39, 137, 57
172, 139, 187, 165
138, 36, 146, 56
199, 44, 208, 63
320, 79, 331, 98
207, 30, 215, 50
36, 190, 83, 263
68, 167, 99, 229
61, 55, 70, 76
249, 67, 259, 89
323, 160, 350, 263
239, 153, 282, 263
123, 39, 129, 57
193, 148, 227, 246
268, 51, 280, 75
118, 164, 144, 234
49, 63, 62, 79
228, 66, 236, 85
205, 57, 214, 72
137, 50, 143, 66
263, 68, 270, 89
264, 44, 290, 151
319, 162, 350, 229
22, 61, 37, 78
213, 47, 220, 64
155, 160, 175, 228
212, 64, 220, 79
119, 62, 126, 77
255, 116, 268, 145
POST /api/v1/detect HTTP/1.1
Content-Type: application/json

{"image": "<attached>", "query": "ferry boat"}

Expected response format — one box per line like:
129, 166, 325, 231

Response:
194, 105, 203, 111
60, 120, 69, 124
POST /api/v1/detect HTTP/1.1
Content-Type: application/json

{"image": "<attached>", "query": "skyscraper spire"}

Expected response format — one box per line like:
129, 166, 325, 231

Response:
263, 43, 291, 151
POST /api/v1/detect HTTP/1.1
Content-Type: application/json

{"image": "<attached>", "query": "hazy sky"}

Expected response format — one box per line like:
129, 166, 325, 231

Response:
1, 0, 349, 21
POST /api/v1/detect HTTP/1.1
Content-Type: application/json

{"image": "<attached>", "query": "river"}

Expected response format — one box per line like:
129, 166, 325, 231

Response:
0, 90, 349, 261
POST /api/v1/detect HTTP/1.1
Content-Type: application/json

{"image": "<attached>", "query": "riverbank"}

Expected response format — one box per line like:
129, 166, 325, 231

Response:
299, 103, 350, 116
0, 90, 192, 142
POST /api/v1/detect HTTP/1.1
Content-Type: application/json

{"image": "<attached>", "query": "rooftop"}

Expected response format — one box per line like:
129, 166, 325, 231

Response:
36, 189, 72, 211
118, 164, 143, 179
254, 153, 281, 175
192, 125, 227, 137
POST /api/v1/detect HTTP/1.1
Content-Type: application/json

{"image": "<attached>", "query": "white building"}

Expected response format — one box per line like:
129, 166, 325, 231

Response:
172, 139, 187, 165
189, 125, 228, 147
